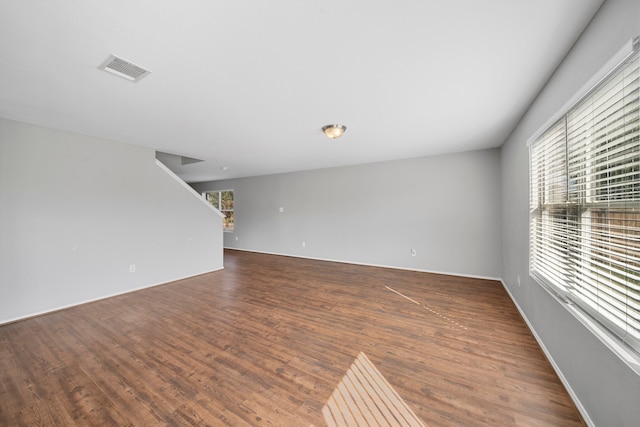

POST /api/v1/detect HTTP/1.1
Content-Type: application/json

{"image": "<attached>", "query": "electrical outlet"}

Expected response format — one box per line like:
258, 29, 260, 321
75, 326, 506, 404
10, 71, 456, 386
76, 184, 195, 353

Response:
279, 207, 284, 213
302, 241, 306, 248
129, 264, 136, 273
411, 248, 416, 257
235, 236, 239, 241
517, 275, 521, 286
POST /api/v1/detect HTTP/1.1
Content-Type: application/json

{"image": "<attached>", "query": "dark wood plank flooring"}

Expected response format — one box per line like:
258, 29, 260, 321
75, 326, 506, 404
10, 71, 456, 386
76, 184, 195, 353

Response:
0, 249, 585, 426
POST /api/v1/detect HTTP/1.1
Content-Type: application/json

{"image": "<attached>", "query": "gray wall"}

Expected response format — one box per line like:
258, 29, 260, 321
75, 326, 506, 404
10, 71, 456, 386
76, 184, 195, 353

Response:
500, 0, 640, 426
192, 148, 502, 279
0, 118, 224, 324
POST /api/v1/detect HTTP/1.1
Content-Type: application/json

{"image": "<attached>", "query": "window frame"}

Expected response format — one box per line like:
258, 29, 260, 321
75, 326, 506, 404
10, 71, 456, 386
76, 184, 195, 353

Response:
203, 190, 234, 232
528, 37, 640, 366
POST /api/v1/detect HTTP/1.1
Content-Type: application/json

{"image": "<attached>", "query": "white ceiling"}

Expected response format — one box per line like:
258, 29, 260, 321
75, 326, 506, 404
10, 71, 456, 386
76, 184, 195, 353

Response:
0, 0, 603, 183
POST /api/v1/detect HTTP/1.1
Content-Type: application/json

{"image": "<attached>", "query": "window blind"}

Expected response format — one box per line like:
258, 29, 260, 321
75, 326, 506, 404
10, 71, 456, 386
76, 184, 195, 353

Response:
529, 39, 640, 354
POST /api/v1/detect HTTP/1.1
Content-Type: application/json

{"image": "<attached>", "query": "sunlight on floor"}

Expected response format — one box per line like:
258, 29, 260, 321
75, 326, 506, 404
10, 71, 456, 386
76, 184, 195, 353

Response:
322, 352, 426, 427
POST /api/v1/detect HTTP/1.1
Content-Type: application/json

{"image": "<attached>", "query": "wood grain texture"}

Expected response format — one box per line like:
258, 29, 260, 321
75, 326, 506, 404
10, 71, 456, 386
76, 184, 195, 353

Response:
0, 249, 585, 426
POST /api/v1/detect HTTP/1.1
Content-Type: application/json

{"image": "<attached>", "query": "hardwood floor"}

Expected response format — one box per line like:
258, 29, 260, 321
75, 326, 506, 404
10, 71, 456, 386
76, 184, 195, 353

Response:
0, 249, 585, 426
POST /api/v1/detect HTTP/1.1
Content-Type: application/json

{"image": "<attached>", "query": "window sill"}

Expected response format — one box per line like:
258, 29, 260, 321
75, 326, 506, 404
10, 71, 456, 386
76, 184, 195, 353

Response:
533, 276, 640, 376
565, 302, 640, 375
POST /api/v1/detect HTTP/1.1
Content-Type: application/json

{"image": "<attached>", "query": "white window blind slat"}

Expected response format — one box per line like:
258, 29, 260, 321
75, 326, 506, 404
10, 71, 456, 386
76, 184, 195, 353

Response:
530, 43, 640, 354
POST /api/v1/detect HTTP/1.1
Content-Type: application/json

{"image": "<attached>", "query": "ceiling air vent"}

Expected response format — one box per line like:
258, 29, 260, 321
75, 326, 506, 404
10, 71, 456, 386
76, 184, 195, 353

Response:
98, 54, 151, 82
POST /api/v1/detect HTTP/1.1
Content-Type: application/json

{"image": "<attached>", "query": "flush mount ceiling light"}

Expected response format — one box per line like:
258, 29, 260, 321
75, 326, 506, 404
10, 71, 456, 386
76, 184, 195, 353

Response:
322, 124, 347, 139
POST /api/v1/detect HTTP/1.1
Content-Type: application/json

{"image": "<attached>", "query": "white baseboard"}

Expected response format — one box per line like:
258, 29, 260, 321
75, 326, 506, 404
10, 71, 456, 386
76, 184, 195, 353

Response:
0, 266, 224, 326
224, 246, 502, 282
500, 280, 594, 427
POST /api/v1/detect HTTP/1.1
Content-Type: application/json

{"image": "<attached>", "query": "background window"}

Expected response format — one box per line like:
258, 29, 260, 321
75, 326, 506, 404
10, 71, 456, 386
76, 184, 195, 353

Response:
205, 190, 234, 231
529, 46, 639, 354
